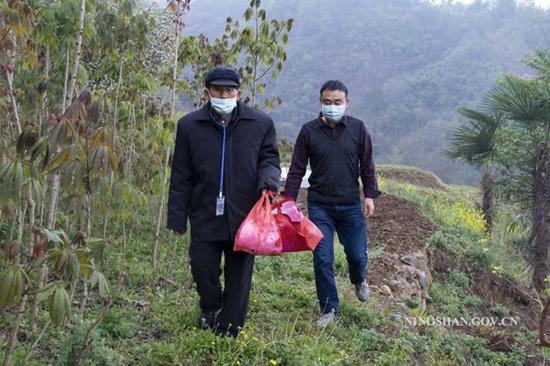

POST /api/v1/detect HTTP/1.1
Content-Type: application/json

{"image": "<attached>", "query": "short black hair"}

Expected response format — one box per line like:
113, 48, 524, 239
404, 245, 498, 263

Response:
320, 80, 348, 97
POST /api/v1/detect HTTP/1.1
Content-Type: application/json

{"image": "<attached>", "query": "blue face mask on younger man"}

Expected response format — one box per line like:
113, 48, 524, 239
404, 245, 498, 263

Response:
321, 104, 346, 122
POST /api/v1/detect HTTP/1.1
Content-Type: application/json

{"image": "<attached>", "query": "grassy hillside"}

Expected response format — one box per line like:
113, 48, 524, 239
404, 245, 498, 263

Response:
2, 165, 545, 365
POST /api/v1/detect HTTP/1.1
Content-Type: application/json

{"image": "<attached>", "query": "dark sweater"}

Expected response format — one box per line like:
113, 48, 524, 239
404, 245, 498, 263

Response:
283, 115, 381, 204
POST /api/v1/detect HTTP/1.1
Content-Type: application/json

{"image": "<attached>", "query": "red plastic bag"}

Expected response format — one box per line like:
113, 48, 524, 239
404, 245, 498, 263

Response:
271, 193, 324, 253
234, 192, 283, 256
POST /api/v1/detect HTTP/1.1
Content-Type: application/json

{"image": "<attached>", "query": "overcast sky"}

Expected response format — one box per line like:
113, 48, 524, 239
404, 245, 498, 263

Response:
430, 0, 550, 7
152, 0, 550, 6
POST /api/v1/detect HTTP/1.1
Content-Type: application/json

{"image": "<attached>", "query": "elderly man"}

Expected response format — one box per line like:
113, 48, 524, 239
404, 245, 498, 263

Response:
167, 67, 281, 337
283, 80, 381, 327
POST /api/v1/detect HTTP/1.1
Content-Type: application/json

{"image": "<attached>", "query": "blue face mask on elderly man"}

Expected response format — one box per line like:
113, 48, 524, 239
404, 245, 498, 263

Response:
210, 96, 237, 115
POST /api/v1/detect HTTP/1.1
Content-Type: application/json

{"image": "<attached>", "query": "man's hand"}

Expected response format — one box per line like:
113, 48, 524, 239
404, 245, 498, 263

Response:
364, 198, 375, 218
173, 229, 185, 237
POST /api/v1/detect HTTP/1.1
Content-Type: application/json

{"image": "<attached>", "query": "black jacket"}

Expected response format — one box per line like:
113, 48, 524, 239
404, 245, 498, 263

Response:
167, 101, 281, 242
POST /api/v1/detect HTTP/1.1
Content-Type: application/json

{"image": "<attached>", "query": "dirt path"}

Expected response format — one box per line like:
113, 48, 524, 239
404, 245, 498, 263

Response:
367, 194, 436, 298
364, 191, 540, 361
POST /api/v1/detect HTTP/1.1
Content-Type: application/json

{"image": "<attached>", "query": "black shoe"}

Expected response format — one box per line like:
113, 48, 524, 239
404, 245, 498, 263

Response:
199, 310, 219, 330
214, 327, 239, 338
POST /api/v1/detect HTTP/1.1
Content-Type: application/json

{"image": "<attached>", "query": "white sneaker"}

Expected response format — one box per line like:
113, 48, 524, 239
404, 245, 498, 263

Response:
316, 309, 337, 327
354, 280, 370, 302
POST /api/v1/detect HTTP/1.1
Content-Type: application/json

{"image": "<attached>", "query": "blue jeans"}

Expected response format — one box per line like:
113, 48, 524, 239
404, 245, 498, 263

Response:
308, 201, 368, 314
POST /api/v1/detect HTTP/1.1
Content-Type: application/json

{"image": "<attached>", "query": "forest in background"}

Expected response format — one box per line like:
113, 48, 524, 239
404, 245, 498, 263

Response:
180, 0, 550, 184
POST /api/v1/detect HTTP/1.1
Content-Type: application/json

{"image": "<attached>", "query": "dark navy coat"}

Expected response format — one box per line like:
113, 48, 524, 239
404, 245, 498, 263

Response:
167, 101, 281, 242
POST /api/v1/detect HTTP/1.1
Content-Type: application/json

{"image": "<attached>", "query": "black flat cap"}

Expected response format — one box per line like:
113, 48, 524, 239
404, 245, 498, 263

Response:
205, 67, 241, 88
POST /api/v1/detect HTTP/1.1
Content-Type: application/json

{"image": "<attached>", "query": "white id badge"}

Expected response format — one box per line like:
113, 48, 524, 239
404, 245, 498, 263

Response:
216, 195, 225, 216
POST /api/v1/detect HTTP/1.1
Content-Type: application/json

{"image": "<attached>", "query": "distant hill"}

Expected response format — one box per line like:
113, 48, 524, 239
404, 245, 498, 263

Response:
179, 0, 550, 185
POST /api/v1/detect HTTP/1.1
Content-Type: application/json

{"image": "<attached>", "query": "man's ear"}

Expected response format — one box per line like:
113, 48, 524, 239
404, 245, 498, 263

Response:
237, 90, 242, 101
204, 87, 211, 99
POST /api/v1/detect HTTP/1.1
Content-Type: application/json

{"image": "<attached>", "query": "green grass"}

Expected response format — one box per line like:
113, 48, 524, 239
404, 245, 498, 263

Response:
9, 230, 532, 365
380, 177, 531, 283
4, 169, 542, 365
378, 163, 445, 176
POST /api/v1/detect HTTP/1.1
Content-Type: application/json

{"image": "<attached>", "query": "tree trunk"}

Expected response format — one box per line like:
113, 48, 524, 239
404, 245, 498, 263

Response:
1, 110, 8, 141
124, 102, 134, 180
113, 58, 124, 143
530, 144, 550, 291
39, 175, 49, 227
15, 202, 27, 265
67, 0, 86, 106
32, 180, 47, 327
62, 47, 70, 114
170, 21, 180, 118
480, 168, 494, 231
48, 47, 71, 229
5, 35, 22, 135
153, 2, 184, 272
251, 5, 259, 107
27, 184, 36, 260
79, 282, 88, 319
103, 215, 108, 239
37, 155, 63, 331
26, 184, 39, 331
39, 45, 50, 135
153, 148, 170, 273
48, 46, 71, 231
30, 264, 47, 331
85, 191, 92, 238
47, 174, 60, 229
27, 184, 38, 331
141, 94, 146, 134
2, 296, 27, 366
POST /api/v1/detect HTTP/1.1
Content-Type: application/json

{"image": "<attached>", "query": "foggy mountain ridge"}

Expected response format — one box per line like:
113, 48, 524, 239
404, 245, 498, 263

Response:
173, 0, 550, 185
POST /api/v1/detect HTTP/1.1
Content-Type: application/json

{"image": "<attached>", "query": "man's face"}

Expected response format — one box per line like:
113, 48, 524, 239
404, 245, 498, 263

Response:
206, 85, 241, 100
320, 89, 348, 107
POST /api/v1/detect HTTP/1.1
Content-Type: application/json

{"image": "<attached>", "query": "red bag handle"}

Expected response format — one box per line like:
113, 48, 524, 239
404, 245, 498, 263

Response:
268, 192, 293, 213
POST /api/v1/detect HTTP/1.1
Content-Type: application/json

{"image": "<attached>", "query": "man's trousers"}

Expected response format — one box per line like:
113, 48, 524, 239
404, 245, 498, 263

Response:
188, 240, 255, 336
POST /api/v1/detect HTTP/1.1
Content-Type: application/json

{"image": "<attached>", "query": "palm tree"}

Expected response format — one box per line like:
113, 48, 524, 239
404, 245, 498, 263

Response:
448, 67, 550, 291
446, 108, 502, 230
484, 75, 550, 291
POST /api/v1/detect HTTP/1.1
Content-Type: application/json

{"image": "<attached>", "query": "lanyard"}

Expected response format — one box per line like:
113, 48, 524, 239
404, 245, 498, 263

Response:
218, 123, 227, 198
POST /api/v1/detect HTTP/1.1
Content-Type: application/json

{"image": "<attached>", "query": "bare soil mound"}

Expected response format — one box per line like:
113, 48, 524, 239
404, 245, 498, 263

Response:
379, 166, 450, 191
367, 194, 437, 298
